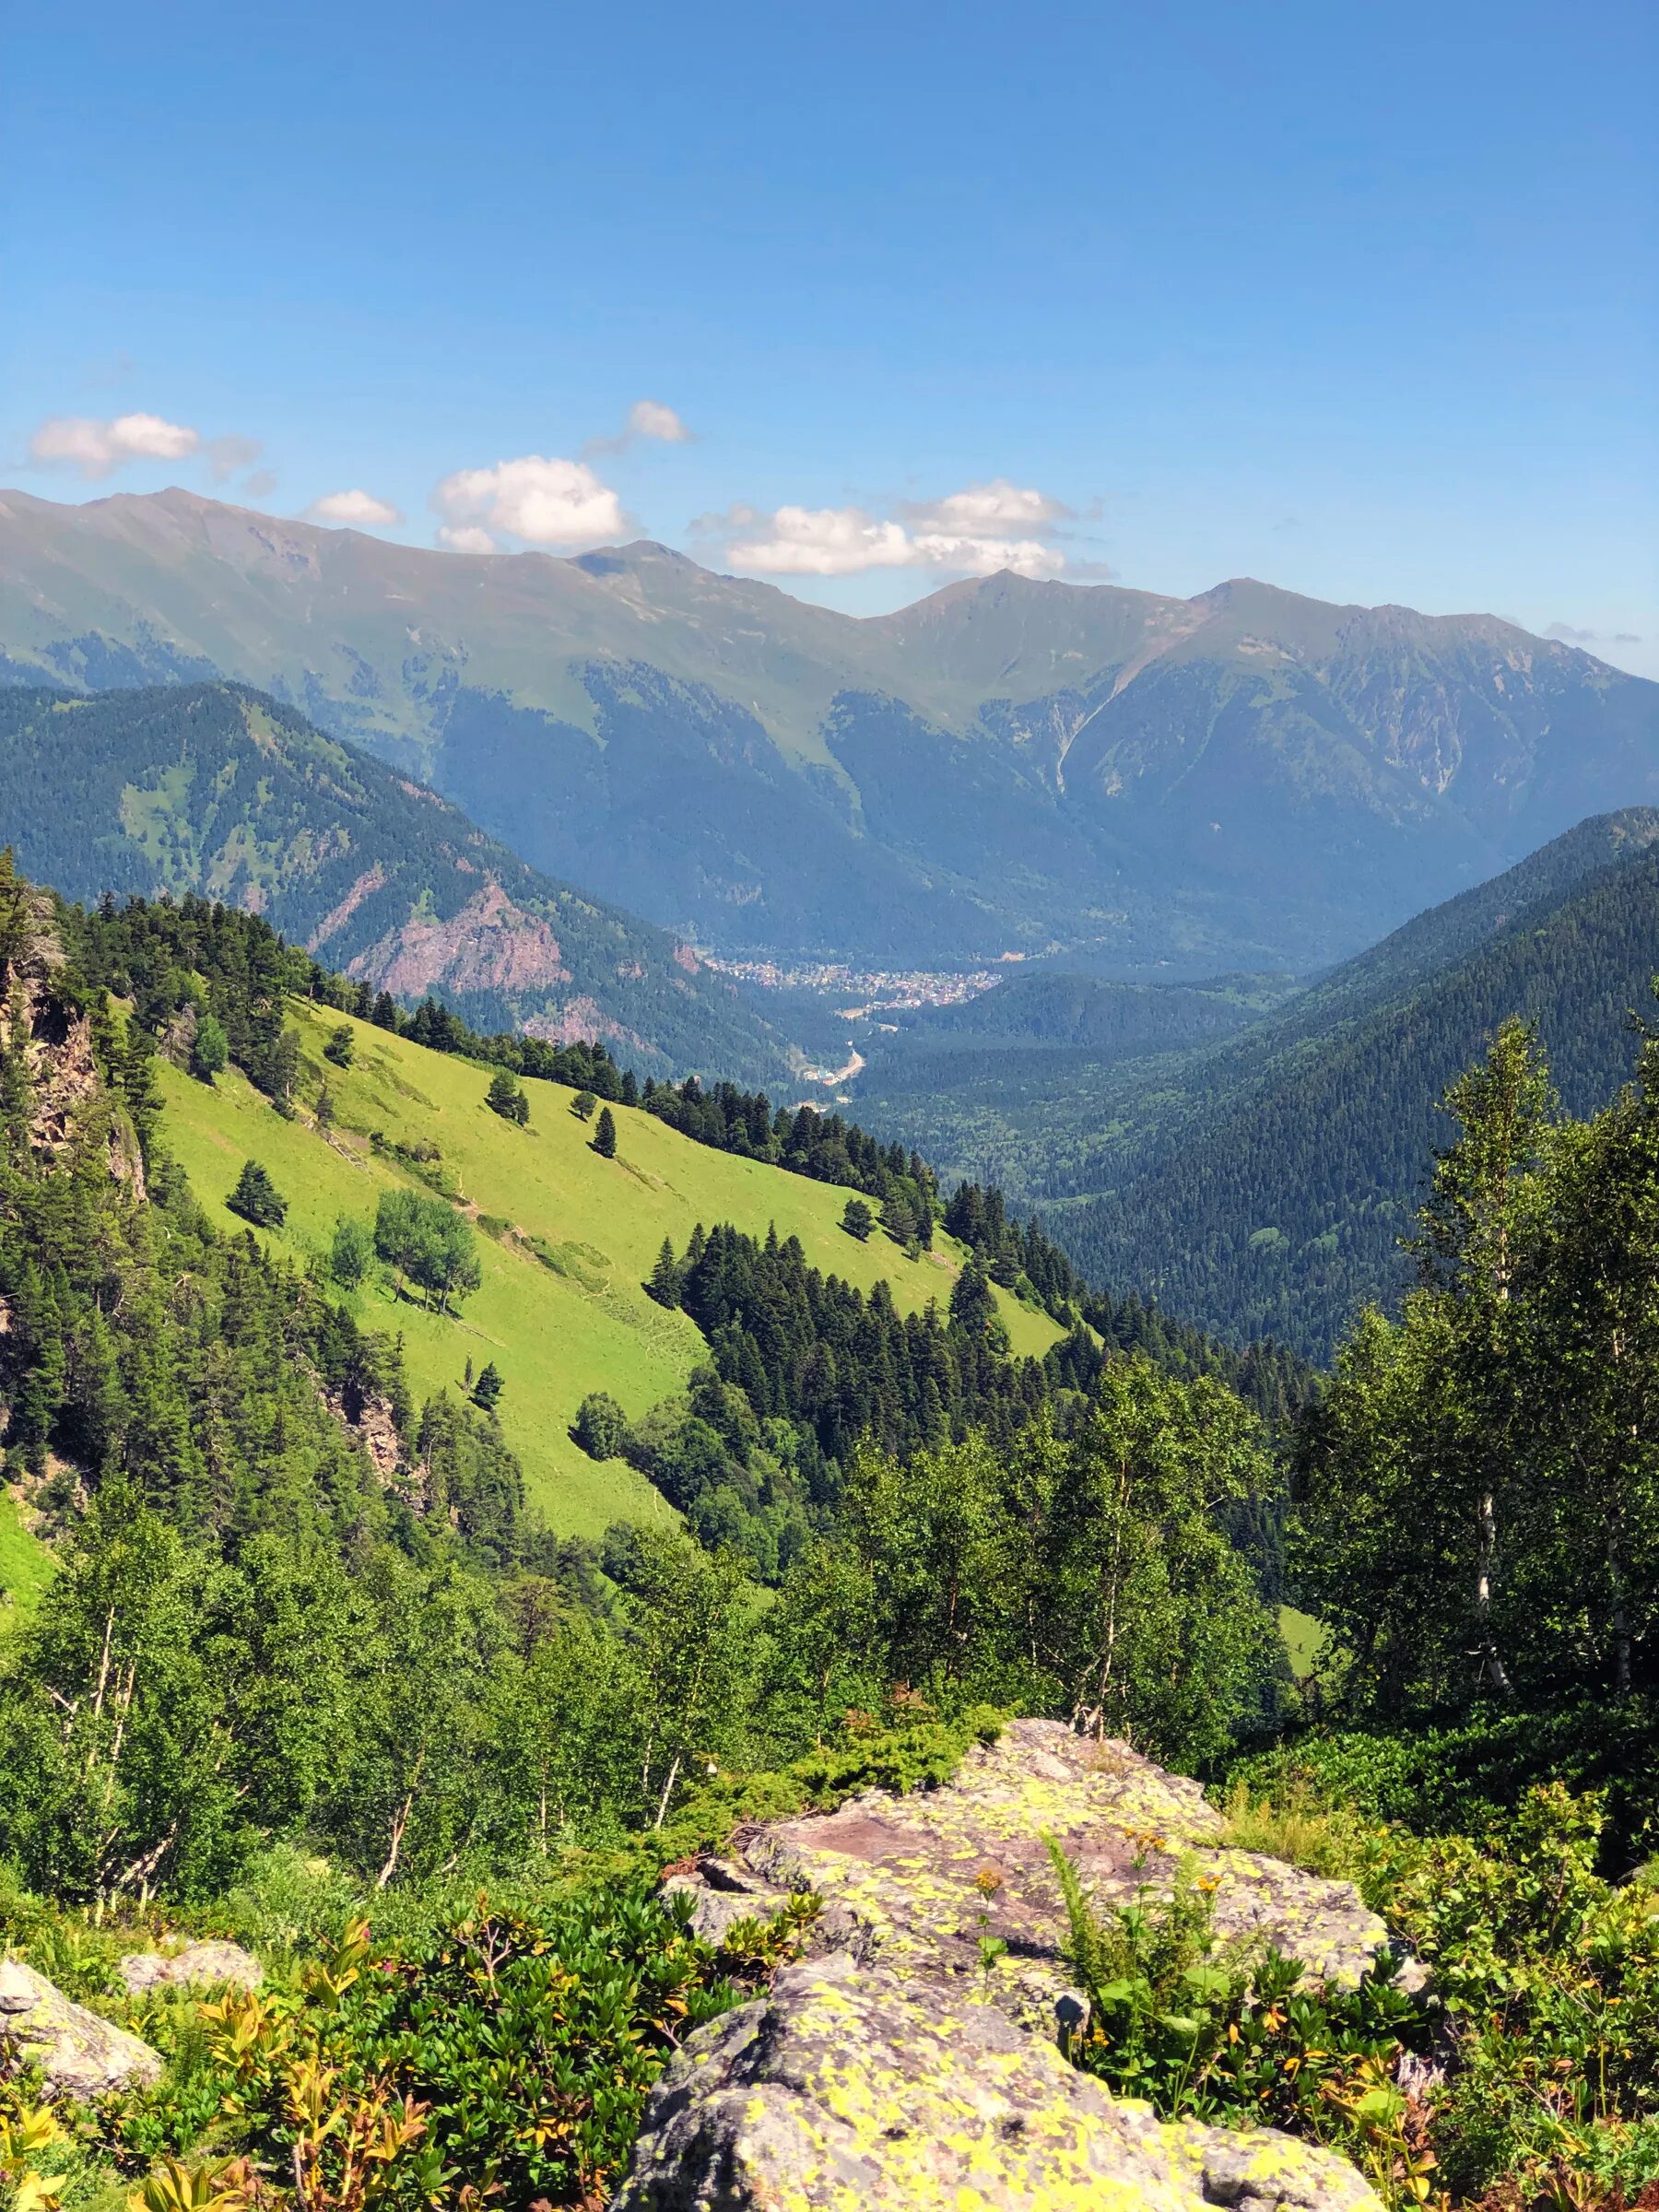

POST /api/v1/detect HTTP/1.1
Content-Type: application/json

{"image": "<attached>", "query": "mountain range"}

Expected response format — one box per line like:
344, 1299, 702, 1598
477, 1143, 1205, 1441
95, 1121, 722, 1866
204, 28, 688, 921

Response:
0, 681, 786, 1081
6, 486, 1657, 976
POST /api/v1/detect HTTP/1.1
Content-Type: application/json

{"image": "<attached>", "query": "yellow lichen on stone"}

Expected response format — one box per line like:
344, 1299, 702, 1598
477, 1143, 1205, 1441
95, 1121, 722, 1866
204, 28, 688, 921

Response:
618, 1720, 1395, 2210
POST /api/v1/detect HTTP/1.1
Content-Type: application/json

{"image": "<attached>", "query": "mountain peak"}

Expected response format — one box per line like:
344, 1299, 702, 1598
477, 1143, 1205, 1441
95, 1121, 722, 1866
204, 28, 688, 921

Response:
570, 539, 698, 578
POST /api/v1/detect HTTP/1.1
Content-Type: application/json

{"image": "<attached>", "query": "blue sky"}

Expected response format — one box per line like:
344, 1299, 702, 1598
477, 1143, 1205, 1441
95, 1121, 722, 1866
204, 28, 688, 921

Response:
6, 0, 1655, 671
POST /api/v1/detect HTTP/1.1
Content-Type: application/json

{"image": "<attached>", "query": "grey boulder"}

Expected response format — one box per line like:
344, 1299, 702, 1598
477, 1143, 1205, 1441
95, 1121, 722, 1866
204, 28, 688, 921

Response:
0, 1956, 162, 2100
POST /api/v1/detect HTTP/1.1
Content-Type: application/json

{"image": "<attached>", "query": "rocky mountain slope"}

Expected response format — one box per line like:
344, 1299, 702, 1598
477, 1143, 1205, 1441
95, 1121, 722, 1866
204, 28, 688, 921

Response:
0, 679, 787, 1080
6, 487, 1655, 975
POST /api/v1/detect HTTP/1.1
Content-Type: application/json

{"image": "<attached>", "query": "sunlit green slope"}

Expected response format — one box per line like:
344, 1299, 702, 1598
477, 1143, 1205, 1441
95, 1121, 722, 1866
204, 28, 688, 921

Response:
156, 998, 1062, 1538
0, 1493, 53, 1619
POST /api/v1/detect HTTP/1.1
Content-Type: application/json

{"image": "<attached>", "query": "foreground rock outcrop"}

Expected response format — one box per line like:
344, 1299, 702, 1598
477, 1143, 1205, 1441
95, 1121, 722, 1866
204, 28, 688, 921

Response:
615, 1951, 1378, 2212
618, 1719, 1397, 2210
0, 1958, 162, 2099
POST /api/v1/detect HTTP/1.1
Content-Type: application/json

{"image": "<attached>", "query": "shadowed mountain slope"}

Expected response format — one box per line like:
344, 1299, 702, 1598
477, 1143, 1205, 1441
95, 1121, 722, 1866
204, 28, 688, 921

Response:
1053, 810, 1659, 1356
0, 680, 788, 1080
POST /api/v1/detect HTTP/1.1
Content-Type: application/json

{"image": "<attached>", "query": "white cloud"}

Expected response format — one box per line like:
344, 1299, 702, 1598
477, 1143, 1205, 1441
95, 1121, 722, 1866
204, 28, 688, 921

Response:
909, 530, 1065, 579
29, 410, 202, 478
627, 398, 692, 443
431, 454, 628, 551
711, 479, 1070, 580
306, 488, 403, 527
726, 505, 917, 576
436, 524, 500, 556
584, 398, 696, 456
901, 478, 1069, 536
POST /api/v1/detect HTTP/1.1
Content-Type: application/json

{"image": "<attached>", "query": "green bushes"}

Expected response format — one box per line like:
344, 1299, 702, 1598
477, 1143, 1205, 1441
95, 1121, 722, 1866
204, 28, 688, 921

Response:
6, 1884, 815, 2212
1197, 1760, 1659, 2204
192, 1892, 782, 2206
1227, 1701, 1659, 1863
1047, 1839, 1435, 2201
1368, 1785, 1659, 2200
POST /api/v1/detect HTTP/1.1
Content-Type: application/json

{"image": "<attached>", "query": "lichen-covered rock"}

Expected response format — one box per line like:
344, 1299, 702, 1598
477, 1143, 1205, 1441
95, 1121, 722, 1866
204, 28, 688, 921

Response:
0, 1957, 163, 2099
612, 1951, 1380, 2212
618, 1719, 1401, 2209
729, 1718, 1405, 2031
115, 1939, 263, 1994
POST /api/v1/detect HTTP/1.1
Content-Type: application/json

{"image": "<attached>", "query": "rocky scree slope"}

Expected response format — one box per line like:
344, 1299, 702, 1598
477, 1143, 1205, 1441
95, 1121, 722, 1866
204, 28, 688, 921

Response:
617, 1718, 1398, 2209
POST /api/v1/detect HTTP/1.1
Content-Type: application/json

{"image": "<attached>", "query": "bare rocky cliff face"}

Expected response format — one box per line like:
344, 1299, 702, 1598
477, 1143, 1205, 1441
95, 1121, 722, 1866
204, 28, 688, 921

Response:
0, 889, 145, 1202
617, 1720, 1396, 2211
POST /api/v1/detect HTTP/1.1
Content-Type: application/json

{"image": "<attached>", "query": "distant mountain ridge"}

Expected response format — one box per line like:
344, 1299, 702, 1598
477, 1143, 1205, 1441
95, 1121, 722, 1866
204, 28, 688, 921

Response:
0, 681, 788, 1081
4, 487, 1656, 976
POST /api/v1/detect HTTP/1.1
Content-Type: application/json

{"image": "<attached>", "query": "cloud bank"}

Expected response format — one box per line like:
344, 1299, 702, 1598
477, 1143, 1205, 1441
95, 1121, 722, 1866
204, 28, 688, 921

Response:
703, 478, 1072, 580
29, 410, 268, 489
307, 488, 403, 526
1547, 621, 1643, 647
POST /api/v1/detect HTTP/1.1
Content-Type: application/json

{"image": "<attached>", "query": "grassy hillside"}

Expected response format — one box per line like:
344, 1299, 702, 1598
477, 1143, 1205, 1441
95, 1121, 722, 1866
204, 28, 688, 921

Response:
157, 997, 1061, 1538
0, 1492, 53, 1618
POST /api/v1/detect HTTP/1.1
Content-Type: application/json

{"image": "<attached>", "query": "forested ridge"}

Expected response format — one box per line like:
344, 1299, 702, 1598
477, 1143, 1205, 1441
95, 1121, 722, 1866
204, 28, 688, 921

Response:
0, 847, 1300, 1870
850, 809, 1659, 1340
1061, 826, 1659, 1357
6, 841, 1659, 2206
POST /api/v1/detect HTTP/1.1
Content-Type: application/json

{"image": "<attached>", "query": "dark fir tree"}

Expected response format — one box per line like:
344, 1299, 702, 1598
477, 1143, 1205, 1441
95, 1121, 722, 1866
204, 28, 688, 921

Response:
228, 1159, 287, 1228
646, 1237, 683, 1306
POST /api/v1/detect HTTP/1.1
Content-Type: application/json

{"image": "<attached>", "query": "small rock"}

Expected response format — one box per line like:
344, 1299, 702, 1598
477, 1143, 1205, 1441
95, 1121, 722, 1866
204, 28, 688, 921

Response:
0, 1957, 162, 2100
115, 1940, 262, 1994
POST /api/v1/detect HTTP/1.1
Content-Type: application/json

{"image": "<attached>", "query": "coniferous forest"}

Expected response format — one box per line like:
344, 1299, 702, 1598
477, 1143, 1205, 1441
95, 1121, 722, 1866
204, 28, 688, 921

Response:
4, 844, 1659, 2208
